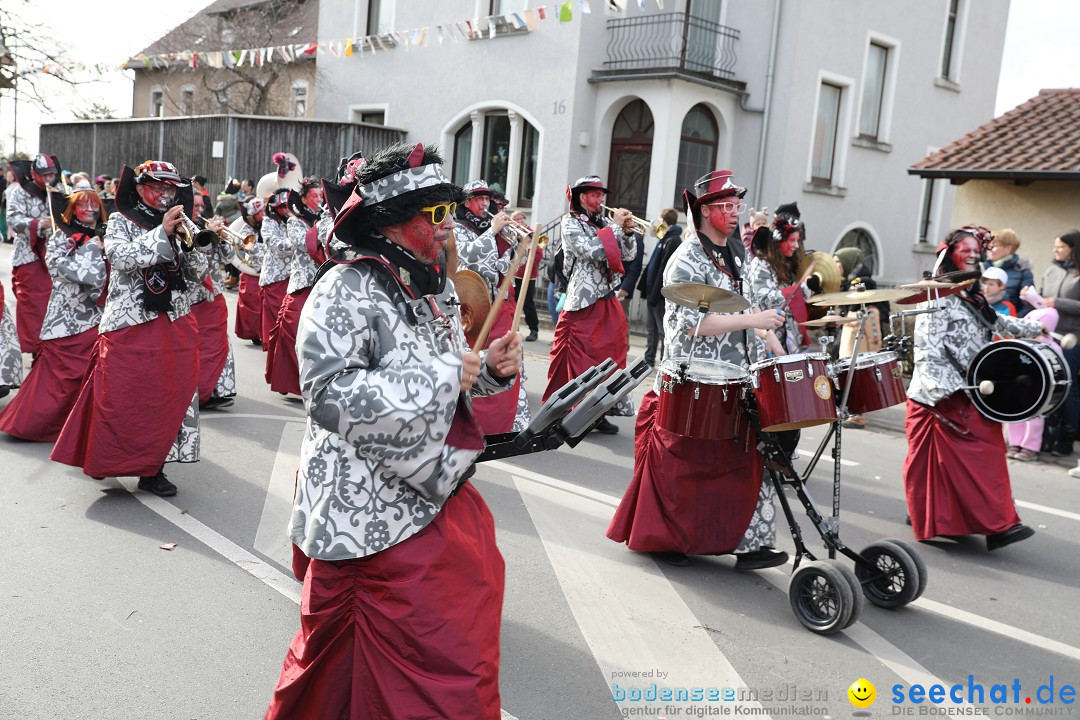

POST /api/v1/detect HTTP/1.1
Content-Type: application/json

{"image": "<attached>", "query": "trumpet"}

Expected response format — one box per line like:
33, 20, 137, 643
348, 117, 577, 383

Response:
174, 210, 219, 249
653, 219, 669, 239
601, 204, 652, 234
485, 211, 548, 246
218, 223, 257, 251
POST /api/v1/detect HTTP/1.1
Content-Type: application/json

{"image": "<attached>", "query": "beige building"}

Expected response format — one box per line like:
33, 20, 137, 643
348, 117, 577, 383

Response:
909, 89, 1080, 281
127, 0, 320, 119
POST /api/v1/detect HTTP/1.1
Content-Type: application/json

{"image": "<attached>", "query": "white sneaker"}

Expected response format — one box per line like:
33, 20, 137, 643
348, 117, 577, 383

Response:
1068, 466, 1080, 479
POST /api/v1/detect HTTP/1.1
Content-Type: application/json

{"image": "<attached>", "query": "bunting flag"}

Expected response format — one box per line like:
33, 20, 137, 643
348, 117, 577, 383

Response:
94, 0, 673, 76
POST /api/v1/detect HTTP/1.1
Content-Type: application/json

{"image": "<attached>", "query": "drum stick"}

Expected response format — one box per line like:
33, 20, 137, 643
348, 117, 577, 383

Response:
511, 225, 542, 334
779, 261, 817, 314
471, 235, 531, 353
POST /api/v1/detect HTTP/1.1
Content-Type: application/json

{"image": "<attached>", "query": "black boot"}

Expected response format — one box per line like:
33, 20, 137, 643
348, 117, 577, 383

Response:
1052, 426, 1076, 457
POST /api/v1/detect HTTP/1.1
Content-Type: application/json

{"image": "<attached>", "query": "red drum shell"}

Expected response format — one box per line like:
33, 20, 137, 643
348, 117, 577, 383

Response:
751, 354, 836, 432
657, 360, 747, 440
834, 351, 906, 414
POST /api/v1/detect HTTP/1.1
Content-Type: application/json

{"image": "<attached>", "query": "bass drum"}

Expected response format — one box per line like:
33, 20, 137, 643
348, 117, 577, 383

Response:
966, 339, 1071, 422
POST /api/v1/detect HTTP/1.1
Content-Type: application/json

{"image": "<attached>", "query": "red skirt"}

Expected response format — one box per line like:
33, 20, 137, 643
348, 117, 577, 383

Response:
260, 280, 288, 352
472, 295, 521, 435
607, 391, 763, 554
12, 259, 51, 354
265, 287, 309, 396
543, 295, 628, 403
265, 484, 504, 720
191, 295, 230, 405
0, 327, 97, 442
903, 394, 1021, 540
50, 314, 199, 478
235, 273, 262, 341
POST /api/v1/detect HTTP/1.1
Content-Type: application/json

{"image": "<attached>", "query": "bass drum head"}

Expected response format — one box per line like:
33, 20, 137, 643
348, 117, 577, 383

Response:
966, 339, 1066, 422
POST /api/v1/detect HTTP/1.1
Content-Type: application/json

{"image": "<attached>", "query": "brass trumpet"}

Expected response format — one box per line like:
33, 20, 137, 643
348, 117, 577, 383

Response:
601, 204, 652, 234
486, 211, 548, 246
174, 210, 219, 249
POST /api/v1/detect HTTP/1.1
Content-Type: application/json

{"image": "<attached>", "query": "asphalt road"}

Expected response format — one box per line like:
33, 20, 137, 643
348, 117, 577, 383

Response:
2, 242, 1079, 720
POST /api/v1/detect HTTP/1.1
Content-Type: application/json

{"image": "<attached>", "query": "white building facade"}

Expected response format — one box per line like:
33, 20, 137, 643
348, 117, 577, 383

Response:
315, 0, 1008, 283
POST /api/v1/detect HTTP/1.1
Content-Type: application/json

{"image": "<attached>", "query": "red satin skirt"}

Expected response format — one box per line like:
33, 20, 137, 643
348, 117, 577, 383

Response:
903, 394, 1021, 540
607, 391, 763, 554
265, 484, 504, 720
472, 295, 521, 434
191, 295, 230, 404
0, 327, 97, 442
260, 280, 288, 351
235, 273, 262, 341
51, 314, 198, 478
265, 287, 309, 396
12, 259, 51, 354
543, 295, 628, 403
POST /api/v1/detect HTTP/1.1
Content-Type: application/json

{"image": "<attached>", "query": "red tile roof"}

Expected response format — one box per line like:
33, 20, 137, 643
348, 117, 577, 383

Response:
909, 89, 1080, 181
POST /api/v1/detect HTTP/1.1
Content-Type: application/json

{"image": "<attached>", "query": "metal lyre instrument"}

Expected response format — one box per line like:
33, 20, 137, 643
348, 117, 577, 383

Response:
600, 204, 652, 234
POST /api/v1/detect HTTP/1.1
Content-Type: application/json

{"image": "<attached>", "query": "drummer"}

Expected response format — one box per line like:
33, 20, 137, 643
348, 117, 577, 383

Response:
904, 226, 1044, 551
606, 170, 788, 570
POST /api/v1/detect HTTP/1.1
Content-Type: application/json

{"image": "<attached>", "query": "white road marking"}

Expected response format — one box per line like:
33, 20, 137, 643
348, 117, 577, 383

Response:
200, 412, 305, 422
509, 471, 769, 716
1015, 499, 1080, 523
798, 447, 859, 467
119, 477, 301, 604
253, 422, 307, 570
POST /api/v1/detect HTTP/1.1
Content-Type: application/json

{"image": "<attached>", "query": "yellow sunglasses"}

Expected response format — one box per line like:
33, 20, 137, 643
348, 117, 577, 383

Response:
419, 202, 457, 225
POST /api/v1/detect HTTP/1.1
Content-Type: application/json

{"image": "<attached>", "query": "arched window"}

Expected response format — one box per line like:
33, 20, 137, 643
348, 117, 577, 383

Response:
835, 227, 878, 275
450, 110, 540, 207
607, 99, 654, 217
673, 104, 718, 206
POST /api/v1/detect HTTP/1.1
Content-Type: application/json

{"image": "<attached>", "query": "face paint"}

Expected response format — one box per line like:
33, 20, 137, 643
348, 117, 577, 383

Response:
74, 196, 100, 225
303, 187, 323, 212
466, 195, 489, 216
580, 189, 605, 214
950, 236, 979, 271
780, 231, 801, 257
136, 181, 178, 211
395, 212, 456, 265
704, 201, 738, 236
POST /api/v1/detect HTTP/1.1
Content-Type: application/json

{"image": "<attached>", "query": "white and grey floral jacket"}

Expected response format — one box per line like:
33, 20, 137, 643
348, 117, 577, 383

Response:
98, 213, 209, 334
6, 183, 48, 268
746, 256, 807, 354
289, 262, 512, 561
258, 216, 292, 286
661, 233, 764, 379
286, 215, 320, 294
41, 230, 107, 341
454, 222, 514, 299
560, 213, 638, 312
908, 294, 1042, 406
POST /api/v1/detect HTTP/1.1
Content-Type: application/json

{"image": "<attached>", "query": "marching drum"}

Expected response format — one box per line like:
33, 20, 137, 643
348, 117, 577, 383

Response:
833, 351, 906, 414
966, 339, 1070, 423
750, 353, 836, 432
657, 358, 748, 440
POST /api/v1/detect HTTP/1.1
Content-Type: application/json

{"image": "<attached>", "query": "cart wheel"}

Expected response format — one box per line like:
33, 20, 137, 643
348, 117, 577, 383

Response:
788, 561, 854, 634
883, 537, 929, 601
832, 561, 864, 628
856, 540, 921, 608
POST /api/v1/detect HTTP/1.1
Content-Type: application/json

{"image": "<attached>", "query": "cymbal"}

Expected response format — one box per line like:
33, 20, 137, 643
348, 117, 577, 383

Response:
895, 278, 976, 305
799, 314, 859, 328
809, 287, 913, 306
662, 282, 751, 313
899, 279, 960, 290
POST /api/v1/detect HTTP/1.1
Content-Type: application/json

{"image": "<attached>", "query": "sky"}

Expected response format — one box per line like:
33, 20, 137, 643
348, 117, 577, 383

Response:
2, 0, 1079, 158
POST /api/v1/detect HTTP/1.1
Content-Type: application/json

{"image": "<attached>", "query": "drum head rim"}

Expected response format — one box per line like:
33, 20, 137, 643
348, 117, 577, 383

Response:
967, 340, 1059, 422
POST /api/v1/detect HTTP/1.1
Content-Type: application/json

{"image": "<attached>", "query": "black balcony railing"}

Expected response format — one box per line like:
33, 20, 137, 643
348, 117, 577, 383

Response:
598, 12, 739, 83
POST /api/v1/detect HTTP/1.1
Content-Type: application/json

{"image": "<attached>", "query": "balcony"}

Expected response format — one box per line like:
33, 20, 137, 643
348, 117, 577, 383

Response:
591, 12, 742, 91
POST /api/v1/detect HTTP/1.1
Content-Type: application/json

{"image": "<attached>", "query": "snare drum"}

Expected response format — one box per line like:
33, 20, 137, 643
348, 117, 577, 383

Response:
750, 353, 836, 432
657, 358, 748, 440
966, 339, 1071, 422
834, 351, 906, 414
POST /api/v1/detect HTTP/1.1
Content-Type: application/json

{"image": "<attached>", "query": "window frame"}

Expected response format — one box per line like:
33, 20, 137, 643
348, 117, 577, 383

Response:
367, 0, 395, 36
857, 33, 900, 144
149, 86, 164, 118
448, 107, 541, 208
939, 0, 966, 84
180, 84, 196, 116
807, 72, 854, 189
290, 80, 308, 118
673, 104, 719, 207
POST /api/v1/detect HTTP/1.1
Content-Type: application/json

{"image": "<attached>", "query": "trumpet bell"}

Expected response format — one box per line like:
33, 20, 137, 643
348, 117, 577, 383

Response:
653, 221, 669, 239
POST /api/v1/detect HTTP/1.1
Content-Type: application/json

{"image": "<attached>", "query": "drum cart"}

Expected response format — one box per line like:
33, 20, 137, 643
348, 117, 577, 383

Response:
735, 285, 930, 634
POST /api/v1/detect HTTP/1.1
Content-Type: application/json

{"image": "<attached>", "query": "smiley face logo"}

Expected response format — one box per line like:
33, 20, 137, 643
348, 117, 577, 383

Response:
848, 678, 876, 708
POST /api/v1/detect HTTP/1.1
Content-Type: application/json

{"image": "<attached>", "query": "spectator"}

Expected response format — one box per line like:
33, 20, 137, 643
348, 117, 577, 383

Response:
985, 228, 1033, 316
616, 217, 645, 318
636, 207, 681, 367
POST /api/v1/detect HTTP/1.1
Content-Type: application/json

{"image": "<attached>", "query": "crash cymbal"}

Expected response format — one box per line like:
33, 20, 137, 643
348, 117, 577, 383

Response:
899, 279, 961, 290
809, 287, 913, 306
661, 282, 751, 313
799, 314, 859, 328
895, 278, 976, 305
